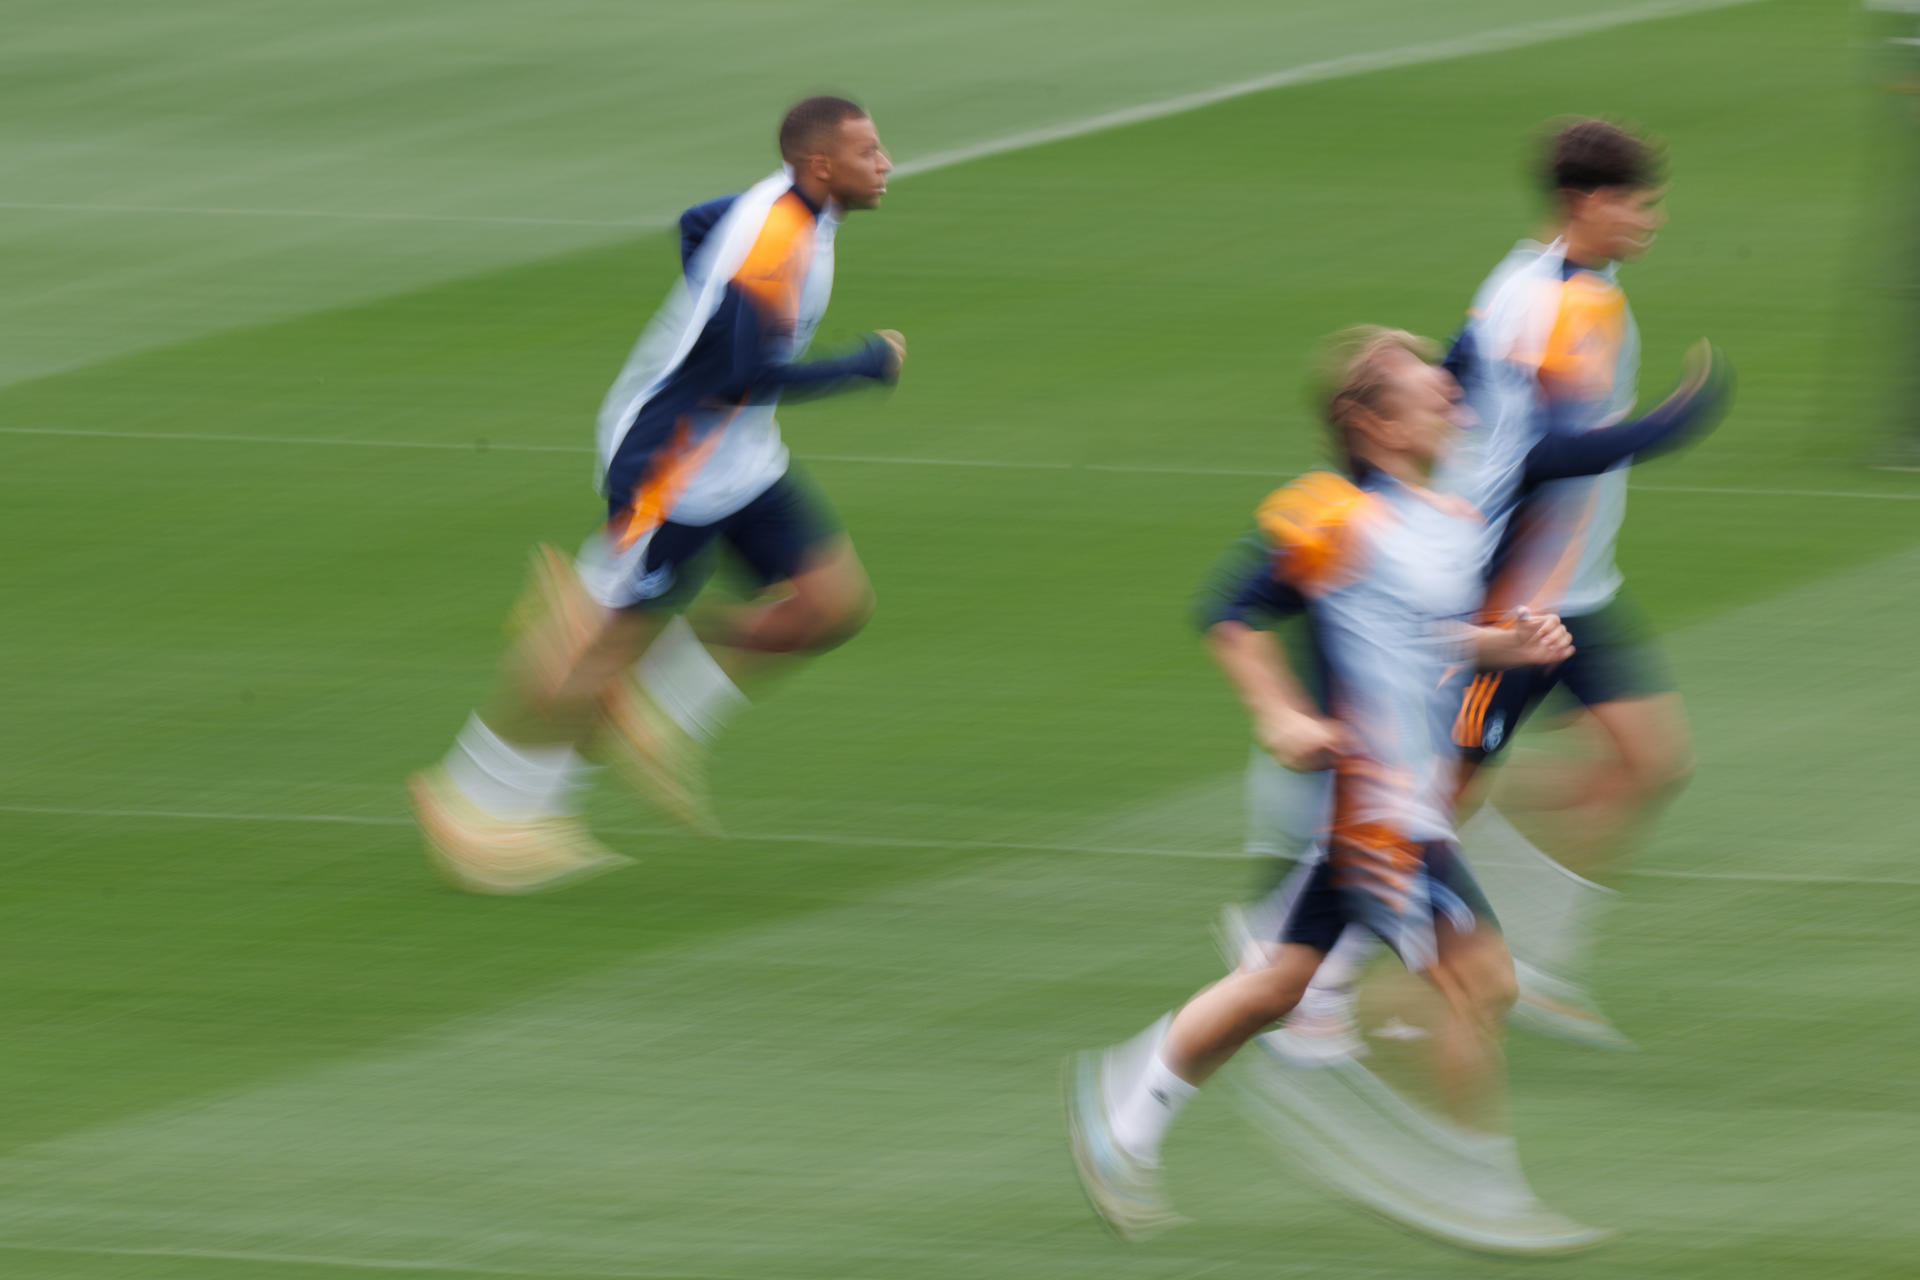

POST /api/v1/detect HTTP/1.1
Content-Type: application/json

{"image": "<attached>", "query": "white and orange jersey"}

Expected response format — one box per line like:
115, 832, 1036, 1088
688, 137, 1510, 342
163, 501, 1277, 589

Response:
1439, 239, 1641, 618
594, 169, 849, 531
1253, 469, 1483, 851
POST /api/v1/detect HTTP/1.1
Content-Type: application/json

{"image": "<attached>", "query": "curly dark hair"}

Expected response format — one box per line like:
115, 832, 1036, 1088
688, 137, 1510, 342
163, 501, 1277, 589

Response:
1542, 117, 1662, 194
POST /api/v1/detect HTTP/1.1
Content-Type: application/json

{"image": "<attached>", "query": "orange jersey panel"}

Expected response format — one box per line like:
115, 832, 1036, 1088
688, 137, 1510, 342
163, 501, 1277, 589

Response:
1254, 470, 1376, 596
1536, 271, 1627, 402
730, 190, 815, 330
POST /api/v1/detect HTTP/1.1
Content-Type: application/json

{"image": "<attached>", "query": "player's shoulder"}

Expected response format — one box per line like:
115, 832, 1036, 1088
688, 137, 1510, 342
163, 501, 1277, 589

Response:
1553, 262, 1627, 319
1472, 240, 1556, 310
1257, 470, 1366, 522
678, 194, 740, 268
1479, 247, 1624, 365
733, 187, 818, 288
1255, 470, 1379, 592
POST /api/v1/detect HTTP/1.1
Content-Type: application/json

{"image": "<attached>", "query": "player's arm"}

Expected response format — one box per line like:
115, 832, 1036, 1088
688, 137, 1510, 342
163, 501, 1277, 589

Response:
1199, 534, 1347, 773
1207, 621, 1348, 773
722, 284, 902, 402
1462, 607, 1575, 670
1522, 340, 1732, 483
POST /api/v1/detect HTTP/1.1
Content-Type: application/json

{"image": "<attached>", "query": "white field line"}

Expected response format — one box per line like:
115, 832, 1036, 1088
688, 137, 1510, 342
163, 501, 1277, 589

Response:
0, 1238, 741, 1280
0, 424, 582, 454
4, 426, 1915, 503
887, 0, 1764, 177
0, 199, 653, 231
0, 0, 1762, 232
1, 801, 1912, 888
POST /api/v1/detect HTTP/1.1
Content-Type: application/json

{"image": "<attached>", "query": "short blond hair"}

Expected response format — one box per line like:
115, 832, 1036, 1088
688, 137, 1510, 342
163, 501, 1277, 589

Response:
1312, 325, 1439, 431
1309, 326, 1438, 475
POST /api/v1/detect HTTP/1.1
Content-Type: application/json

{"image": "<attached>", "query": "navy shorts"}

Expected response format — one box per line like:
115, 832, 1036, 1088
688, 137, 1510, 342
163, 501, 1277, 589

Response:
582, 469, 841, 612
1279, 839, 1497, 970
1448, 593, 1675, 762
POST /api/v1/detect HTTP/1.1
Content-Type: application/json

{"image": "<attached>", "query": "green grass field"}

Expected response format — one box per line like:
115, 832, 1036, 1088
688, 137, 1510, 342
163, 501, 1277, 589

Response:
2, 1, 1916, 1276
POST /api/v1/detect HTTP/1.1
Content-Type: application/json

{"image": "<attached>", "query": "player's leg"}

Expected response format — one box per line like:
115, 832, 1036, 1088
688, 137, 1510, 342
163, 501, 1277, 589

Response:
609, 471, 868, 828
1422, 908, 1518, 1134
1234, 846, 1607, 1251
1371, 847, 1607, 1250
1569, 689, 1693, 869
1067, 943, 1324, 1240
1474, 597, 1684, 1045
704, 531, 874, 656
575, 517, 739, 832
1218, 758, 1374, 1062
411, 542, 684, 893
1442, 658, 1634, 1046
692, 466, 873, 657
1067, 858, 1348, 1239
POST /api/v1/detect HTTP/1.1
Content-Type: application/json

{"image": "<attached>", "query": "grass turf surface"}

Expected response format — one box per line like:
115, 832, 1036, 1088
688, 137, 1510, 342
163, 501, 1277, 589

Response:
1, 0, 1916, 1276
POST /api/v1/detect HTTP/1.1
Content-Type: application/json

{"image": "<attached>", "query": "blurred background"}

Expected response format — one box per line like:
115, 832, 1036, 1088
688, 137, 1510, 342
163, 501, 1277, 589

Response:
0, 1, 1914, 1277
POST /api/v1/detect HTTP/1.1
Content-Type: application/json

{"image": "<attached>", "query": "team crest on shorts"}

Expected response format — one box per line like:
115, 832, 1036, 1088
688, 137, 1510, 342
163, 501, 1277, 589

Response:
1482, 713, 1506, 752
633, 563, 676, 599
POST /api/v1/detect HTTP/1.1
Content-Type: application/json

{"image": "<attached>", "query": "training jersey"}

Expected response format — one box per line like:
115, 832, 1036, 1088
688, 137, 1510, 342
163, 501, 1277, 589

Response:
1229, 470, 1483, 859
594, 168, 889, 539
1440, 239, 1641, 618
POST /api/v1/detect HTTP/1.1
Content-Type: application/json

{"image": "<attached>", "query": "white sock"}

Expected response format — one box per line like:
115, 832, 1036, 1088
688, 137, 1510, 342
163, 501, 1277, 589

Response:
636, 615, 748, 745
1109, 1050, 1197, 1166
444, 715, 589, 821
1461, 805, 1614, 987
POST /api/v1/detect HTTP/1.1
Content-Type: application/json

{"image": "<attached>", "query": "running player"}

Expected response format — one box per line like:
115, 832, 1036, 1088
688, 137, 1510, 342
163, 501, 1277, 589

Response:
410, 96, 905, 893
1440, 118, 1700, 1046
1069, 324, 1725, 1249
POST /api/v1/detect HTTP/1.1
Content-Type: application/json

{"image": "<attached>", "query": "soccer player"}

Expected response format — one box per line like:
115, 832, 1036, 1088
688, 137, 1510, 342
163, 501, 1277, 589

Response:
1439, 118, 1702, 1047
410, 96, 905, 893
1068, 325, 1725, 1249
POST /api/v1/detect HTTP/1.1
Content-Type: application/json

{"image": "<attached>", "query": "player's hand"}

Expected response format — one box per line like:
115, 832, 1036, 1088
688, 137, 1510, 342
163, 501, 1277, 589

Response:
874, 329, 906, 380
1510, 608, 1573, 666
1665, 339, 1733, 419
1256, 707, 1351, 773
1480, 607, 1573, 669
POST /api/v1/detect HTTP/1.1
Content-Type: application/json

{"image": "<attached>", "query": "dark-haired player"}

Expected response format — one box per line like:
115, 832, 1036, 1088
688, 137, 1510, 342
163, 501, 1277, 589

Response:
411, 96, 905, 892
1440, 118, 1709, 1048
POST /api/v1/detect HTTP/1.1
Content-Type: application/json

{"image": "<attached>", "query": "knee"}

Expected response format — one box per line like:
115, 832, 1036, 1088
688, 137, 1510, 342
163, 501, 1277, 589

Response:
1449, 939, 1518, 1026
1608, 697, 1695, 805
1247, 964, 1312, 1024
798, 579, 873, 653
1476, 954, 1519, 1021
1657, 744, 1695, 797
1629, 737, 1694, 806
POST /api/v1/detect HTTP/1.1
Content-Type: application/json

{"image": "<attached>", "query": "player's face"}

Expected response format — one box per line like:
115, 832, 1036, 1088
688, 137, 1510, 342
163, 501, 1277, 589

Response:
1364, 349, 1461, 466
1584, 184, 1667, 262
824, 116, 892, 210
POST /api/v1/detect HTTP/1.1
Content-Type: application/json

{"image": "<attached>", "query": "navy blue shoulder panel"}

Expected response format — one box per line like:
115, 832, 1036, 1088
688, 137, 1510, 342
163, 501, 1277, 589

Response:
678, 195, 739, 270
1442, 324, 1475, 383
